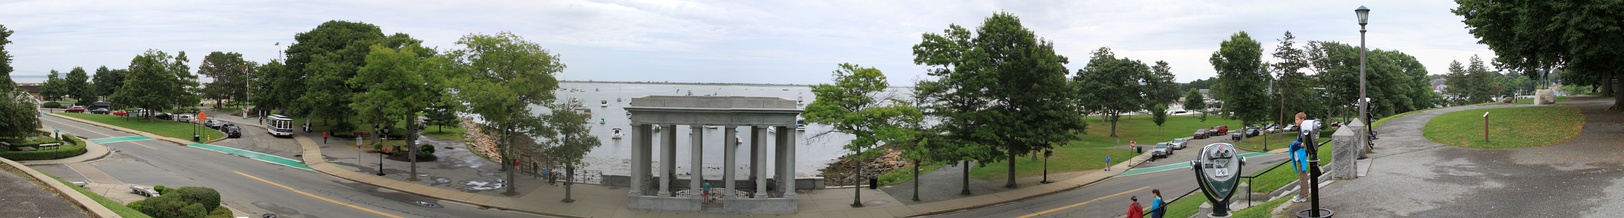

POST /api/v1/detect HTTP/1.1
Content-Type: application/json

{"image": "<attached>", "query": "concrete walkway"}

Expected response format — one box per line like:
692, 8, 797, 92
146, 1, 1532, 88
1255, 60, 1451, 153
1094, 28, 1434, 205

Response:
1285, 96, 1624, 217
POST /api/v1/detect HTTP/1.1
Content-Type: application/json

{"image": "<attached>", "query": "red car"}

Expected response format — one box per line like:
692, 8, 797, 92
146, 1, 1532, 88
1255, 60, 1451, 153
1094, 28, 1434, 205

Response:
112, 110, 128, 116
1194, 129, 1209, 139
65, 106, 86, 113
1216, 125, 1229, 134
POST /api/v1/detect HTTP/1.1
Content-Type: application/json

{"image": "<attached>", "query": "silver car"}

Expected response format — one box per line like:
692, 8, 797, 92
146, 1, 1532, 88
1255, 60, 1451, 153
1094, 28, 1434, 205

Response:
1152, 142, 1173, 158
1169, 138, 1188, 150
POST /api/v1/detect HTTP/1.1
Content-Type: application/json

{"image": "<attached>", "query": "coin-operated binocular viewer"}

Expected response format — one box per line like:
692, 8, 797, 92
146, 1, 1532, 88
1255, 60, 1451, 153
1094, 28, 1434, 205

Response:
1296, 119, 1332, 218
1191, 142, 1245, 217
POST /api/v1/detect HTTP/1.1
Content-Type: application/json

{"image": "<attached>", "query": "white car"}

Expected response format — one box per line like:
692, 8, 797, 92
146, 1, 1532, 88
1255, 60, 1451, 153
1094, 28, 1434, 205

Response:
176, 114, 194, 123
1169, 138, 1188, 150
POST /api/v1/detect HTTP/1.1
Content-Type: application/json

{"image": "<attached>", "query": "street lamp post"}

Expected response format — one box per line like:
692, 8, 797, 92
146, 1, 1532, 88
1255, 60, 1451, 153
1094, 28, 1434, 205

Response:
1040, 149, 1053, 184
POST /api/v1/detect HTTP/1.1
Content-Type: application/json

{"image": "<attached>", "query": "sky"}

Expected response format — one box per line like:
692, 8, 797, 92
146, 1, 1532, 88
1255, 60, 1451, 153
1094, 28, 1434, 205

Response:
0, 0, 1495, 85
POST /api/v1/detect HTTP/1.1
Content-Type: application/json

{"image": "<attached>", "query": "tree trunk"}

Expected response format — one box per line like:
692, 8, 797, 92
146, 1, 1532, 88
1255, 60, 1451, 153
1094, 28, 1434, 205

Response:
1604, 73, 1615, 97
214, 99, 223, 108
563, 164, 576, 203
1613, 72, 1624, 111
912, 159, 920, 202
406, 116, 420, 181
1109, 114, 1120, 137
1004, 152, 1016, 189
960, 160, 971, 196
502, 125, 518, 196
851, 148, 863, 208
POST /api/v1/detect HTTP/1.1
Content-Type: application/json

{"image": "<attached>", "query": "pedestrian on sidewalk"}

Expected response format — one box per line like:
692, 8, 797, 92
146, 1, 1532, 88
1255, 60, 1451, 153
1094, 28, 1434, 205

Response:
322, 132, 328, 144
702, 182, 712, 203
1150, 189, 1165, 218
1289, 112, 1311, 203
1105, 155, 1112, 171
1127, 196, 1145, 218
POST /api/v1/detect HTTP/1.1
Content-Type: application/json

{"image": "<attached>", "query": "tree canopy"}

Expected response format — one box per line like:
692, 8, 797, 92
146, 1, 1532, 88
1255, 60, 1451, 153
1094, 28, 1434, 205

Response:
65, 67, 92, 105
1210, 31, 1269, 126
1454, 0, 1624, 110
912, 12, 1086, 189
1075, 47, 1149, 137
198, 51, 251, 107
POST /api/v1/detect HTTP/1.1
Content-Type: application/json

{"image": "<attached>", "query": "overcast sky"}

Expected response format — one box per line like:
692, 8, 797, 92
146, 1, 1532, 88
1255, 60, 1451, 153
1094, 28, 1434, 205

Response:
1, 0, 1494, 85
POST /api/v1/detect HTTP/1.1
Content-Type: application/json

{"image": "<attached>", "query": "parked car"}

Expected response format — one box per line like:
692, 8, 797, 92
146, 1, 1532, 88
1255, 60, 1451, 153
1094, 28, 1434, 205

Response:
65, 106, 86, 113
1209, 127, 1222, 137
90, 108, 110, 114
1170, 138, 1188, 150
1152, 142, 1172, 158
111, 110, 127, 116
1231, 132, 1243, 141
177, 114, 194, 123
130, 185, 160, 197
224, 124, 242, 138
203, 119, 222, 129
1285, 124, 1299, 132
155, 113, 173, 120
1246, 127, 1261, 137
1194, 129, 1209, 139
1217, 125, 1229, 134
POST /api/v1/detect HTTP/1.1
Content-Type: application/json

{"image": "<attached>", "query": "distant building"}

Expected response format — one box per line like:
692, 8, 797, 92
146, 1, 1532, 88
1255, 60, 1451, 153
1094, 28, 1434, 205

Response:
13, 83, 42, 100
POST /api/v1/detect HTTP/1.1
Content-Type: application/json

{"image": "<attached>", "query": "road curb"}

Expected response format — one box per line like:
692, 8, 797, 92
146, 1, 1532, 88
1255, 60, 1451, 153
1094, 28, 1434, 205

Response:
48, 113, 229, 146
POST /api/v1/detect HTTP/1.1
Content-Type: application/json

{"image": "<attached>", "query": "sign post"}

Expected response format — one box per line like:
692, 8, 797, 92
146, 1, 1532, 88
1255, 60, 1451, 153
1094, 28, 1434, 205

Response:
1483, 112, 1490, 143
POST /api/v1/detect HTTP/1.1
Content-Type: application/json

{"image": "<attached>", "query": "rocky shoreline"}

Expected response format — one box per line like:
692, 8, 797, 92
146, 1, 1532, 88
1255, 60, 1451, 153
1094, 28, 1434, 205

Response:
817, 148, 910, 186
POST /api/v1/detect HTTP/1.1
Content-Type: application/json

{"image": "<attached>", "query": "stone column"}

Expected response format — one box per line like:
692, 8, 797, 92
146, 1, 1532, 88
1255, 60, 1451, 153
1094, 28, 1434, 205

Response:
659, 124, 677, 197
629, 124, 647, 196
774, 126, 787, 197
754, 125, 768, 198
723, 126, 738, 200
750, 126, 761, 182
690, 125, 704, 199
779, 125, 797, 197
1332, 120, 1364, 179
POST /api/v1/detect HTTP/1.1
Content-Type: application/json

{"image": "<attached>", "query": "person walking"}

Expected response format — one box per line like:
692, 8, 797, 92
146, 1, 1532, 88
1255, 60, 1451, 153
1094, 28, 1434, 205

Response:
1105, 155, 1112, 171
1289, 112, 1311, 203
702, 182, 713, 203
322, 132, 328, 144
1149, 189, 1166, 218
1127, 196, 1145, 218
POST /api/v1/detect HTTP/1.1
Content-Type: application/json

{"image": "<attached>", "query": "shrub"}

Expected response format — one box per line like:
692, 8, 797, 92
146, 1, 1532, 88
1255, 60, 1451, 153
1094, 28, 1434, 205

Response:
125, 199, 145, 211
153, 185, 168, 195
0, 141, 88, 160
43, 102, 61, 108
136, 196, 205, 218
417, 144, 436, 159
173, 186, 222, 213
332, 122, 358, 137
205, 205, 233, 218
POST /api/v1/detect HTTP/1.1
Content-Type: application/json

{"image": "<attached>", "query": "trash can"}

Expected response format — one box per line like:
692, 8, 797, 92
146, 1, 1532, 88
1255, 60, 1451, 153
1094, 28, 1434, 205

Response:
1136, 146, 1142, 154
868, 176, 878, 189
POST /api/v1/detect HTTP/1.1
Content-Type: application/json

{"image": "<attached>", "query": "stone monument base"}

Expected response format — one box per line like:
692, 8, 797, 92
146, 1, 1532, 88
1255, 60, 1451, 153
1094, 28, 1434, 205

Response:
1535, 89, 1557, 105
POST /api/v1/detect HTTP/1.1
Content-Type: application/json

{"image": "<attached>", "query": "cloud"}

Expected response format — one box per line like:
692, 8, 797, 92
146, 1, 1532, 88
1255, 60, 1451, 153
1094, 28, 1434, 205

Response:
0, 0, 1495, 85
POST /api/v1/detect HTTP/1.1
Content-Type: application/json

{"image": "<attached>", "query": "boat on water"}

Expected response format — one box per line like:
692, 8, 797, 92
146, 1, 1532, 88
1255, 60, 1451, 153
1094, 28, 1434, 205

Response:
600, 100, 608, 107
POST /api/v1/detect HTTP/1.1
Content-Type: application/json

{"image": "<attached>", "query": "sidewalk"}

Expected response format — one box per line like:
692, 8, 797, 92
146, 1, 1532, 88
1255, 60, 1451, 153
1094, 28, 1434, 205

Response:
198, 109, 1158, 217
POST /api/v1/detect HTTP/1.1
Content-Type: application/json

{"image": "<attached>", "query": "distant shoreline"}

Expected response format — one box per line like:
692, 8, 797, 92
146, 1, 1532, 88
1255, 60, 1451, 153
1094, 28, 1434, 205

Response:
561, 80, 915, 89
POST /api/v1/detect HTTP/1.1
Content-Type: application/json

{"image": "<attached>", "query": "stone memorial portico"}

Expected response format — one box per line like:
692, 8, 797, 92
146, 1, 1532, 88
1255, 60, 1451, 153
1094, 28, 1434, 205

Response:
623, 96, 801, 214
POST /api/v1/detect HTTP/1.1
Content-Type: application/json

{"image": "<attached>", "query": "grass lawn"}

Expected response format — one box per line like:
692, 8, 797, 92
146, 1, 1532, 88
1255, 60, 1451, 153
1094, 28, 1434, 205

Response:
1162, 190, 1208, 218
961, 114, 1243, 180
57, 113, 225, 141
1234, 133, 1299, 152
1232, 194, 1292, 218
421, 124, 468, 141
1244, 141, 1332, 195
1423, 106, 1582, 148
46, 176, 152, 218
968, 148, 1137, 180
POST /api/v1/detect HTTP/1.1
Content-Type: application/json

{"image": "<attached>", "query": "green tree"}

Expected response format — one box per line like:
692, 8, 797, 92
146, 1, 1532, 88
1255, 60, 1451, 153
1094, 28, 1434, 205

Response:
0, 90, 38, 140
1146, 61, 1180, 108
40, 70, 64, 101
91, 66, 125, 101
911, 12, 1085, 189
424, 97, 459, 133
0, 24, 13, 92
285, 20, 387, 123
1075, 47, 1149, 137
250, 60, 295, 114
1455, 0, 1624, 110
1444, 56, 1500, 104
111, 50, 190, 121
1210, 31, 1269, 127
351, 44, 444, 181
65, 67, 92, 105
804, 63, 922, 206
539, 102, 602, 203
451, 32, 562, 196
1269, 31, 1324, 124
198, 51, 251, 107
1151, 103, 1168, 128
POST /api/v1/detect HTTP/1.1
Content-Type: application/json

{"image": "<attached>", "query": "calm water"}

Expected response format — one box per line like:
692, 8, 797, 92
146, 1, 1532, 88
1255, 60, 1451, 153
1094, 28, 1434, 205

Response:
534, 82, 912, 182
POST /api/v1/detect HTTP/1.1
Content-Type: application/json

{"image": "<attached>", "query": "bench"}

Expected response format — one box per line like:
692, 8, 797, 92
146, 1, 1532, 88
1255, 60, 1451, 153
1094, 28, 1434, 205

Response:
38, 143, 61, 150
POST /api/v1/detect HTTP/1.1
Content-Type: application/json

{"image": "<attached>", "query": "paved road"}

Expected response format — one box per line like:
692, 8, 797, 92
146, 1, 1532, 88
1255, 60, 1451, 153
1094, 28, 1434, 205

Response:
35, 114, 542, 218
930, 132, 1296, 218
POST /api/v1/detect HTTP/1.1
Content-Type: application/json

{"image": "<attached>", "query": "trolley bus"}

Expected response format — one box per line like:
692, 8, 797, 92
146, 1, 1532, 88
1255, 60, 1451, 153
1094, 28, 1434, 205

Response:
267, 114, 294, 137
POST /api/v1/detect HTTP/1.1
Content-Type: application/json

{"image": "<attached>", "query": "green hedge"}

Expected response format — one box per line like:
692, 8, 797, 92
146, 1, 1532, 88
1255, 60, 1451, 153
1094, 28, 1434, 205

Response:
128, 186, 226, 218
43, 102, 62, 108
0, 134, 88, 160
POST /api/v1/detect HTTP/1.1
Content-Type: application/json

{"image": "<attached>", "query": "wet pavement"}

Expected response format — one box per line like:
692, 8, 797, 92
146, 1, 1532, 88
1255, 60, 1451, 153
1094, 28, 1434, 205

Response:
1294, 96, 1624, 217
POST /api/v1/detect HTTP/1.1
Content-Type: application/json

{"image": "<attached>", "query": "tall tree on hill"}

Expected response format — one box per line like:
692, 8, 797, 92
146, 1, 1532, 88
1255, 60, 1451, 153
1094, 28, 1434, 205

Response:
1455, 0, 1624, 110
1210, 31, 1269, 127
450, 32, 563, 196
805, 63, 922, 207
1270, 31, 1323, 124
1076, 47, 1149, 137
0, 23, 38, 140
1146, 61, 1181, 108
0, 24, 12, 92
91, 66, 125, 101
112, 50, 191, 121
65, 67, 92, 105
250, 60, 294, 113
912, 12, 1086, 189
198, 51, 251, 108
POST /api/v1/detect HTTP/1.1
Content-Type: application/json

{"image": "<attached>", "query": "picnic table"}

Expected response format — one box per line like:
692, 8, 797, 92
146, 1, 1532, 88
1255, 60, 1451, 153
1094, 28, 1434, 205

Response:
38, 143, 61, 150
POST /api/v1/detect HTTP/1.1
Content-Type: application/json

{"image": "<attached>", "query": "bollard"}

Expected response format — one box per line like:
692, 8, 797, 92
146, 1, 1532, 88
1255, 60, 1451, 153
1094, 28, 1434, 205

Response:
1483, 112, 1490, 143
